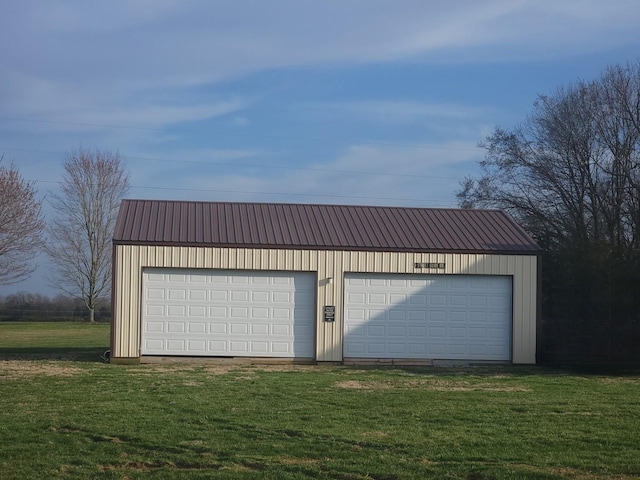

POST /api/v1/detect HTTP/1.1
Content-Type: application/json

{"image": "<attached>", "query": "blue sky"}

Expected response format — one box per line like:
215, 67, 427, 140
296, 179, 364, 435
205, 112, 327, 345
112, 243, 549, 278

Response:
2, 0, 640, 295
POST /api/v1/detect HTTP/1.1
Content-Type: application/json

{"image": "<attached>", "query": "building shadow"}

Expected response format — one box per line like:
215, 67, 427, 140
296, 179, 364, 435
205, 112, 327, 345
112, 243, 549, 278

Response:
0, 346, 109, 363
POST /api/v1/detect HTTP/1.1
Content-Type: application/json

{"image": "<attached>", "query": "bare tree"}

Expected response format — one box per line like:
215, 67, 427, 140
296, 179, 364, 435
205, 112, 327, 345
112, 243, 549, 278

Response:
458, 62, 640, 362
46, 148, 129, 323
458, 64, 640, 255
0, 157, 45, 284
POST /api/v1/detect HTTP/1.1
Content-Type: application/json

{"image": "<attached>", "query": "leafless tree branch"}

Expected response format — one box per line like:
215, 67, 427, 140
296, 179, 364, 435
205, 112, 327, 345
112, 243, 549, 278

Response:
45, 148, 129, 322
0, 156, 45, 285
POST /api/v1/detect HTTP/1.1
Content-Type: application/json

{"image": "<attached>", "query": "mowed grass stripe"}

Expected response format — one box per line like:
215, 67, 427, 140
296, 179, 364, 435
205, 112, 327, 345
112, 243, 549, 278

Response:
0, 322, 109, 349
0, 322, 639, 479
0, 322, 110, 361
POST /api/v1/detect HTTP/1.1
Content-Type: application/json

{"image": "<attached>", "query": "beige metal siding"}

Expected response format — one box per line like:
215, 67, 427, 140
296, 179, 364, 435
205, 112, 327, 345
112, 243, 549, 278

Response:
112, 246, 538, 363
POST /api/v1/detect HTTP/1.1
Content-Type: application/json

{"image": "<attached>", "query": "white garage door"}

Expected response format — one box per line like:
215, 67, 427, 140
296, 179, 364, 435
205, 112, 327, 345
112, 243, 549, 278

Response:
344, 274, 512, 361
142, 269, 316, 358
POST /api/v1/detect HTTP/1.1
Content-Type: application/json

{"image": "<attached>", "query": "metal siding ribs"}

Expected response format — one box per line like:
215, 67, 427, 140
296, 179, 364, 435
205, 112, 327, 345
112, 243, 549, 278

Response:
113, 200, 540, 254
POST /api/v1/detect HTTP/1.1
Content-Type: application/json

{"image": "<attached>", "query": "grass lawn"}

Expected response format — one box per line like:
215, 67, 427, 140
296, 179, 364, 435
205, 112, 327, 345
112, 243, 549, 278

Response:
0, 323, 639, 479
0, 321, 110, 360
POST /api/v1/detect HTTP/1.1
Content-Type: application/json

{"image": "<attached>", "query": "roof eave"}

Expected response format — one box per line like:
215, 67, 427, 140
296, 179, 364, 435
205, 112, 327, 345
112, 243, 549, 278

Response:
112, 239, 541, 255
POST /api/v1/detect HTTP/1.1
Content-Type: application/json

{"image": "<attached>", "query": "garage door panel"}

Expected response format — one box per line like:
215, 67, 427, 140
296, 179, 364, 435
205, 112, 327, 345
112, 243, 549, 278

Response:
147, 305, 164, 316
251, 291, 270, 302
345, 342, 364, 355
273, 308, 291, 319
348, 292, 366, 303
252, 341, 269, 353
167, 322, 185, 333
209, 323, 227, 334
210, 291, 227, 301
230, 291, 249, 302
344, 273, 512, 361
251, 324, 269, 335
230, 275, 249, 285
189, 306, 206, 317
230, 323, 248, 334
388, 326, 406, 337
450, 295, 468, 306
251, 308, 269, 318
146, 339, 163, 351
146, 321, 164, 333
210, 306, 227, 317
490, 295, 511, 308
368, 325, 385, 336
189, 322, 206, 334
147, 288, 165, 300
188, 340, 206, 351
167, 339, 185, 351
408, 344, 426, 355
408, 326, 426, 337
230, 341, 248, 353
142, 269, 316, 358
429, 294, 447, 306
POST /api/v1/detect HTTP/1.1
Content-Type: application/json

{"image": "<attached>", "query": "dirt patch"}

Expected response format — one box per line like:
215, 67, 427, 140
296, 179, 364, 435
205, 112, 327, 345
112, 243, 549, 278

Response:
99, 461, 222, 472
598, 377, 640, 385
547, 411, 602, 416
126, 363, 322, 378
334, 379, 529, 392
426, 380, 529, 392
128, 364, 202, 376
239, 364, 320, 372
233, 375, 256, 381
0, 361, 84, 380
335, 380, 392, 390
513, 464, 629, 480
182, 380, 203, 387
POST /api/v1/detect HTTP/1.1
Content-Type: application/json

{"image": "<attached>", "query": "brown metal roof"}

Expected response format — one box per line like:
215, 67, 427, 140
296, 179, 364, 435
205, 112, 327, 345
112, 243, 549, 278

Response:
113, 200, 540, 254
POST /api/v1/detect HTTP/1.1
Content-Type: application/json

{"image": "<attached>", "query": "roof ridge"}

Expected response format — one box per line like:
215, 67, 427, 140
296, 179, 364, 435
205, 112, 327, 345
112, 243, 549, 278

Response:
119, 198, 504, 213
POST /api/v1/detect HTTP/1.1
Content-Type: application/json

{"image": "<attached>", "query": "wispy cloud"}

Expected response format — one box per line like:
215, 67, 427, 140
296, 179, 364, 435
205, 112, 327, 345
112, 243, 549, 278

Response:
161, 141, 480, 207
5, 2, 639, 87
318, 101, 488, 124
2, 0, 638, 143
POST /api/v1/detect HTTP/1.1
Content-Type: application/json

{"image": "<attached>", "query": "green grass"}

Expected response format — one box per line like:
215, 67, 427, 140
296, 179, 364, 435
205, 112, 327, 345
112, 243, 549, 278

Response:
1, 323, 639, 479
0, 321, 110, 360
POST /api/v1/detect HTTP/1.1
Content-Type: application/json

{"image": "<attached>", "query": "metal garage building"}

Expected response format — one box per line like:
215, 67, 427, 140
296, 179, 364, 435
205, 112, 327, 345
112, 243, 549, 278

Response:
111, 200, 540, 364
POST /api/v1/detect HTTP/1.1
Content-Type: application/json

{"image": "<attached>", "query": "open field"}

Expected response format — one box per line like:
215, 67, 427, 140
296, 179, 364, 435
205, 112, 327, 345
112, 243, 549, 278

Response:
0, 321, 110, 360
0, 323, 639, 479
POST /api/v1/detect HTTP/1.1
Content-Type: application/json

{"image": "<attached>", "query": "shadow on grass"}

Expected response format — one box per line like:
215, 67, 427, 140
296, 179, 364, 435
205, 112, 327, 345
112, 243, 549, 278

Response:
343, 363, 640, 377
0, 347, 109, 363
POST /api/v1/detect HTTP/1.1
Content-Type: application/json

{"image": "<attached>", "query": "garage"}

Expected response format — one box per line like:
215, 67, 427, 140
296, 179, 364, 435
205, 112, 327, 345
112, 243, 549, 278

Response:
111, 200, 540, 364
141, 268, 316, 358
344, 273, 512, 361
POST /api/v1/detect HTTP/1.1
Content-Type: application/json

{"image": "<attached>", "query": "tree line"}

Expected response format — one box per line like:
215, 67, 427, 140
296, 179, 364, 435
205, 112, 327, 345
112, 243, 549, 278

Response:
0, 292, 110, 322
459, 62, 640, 364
